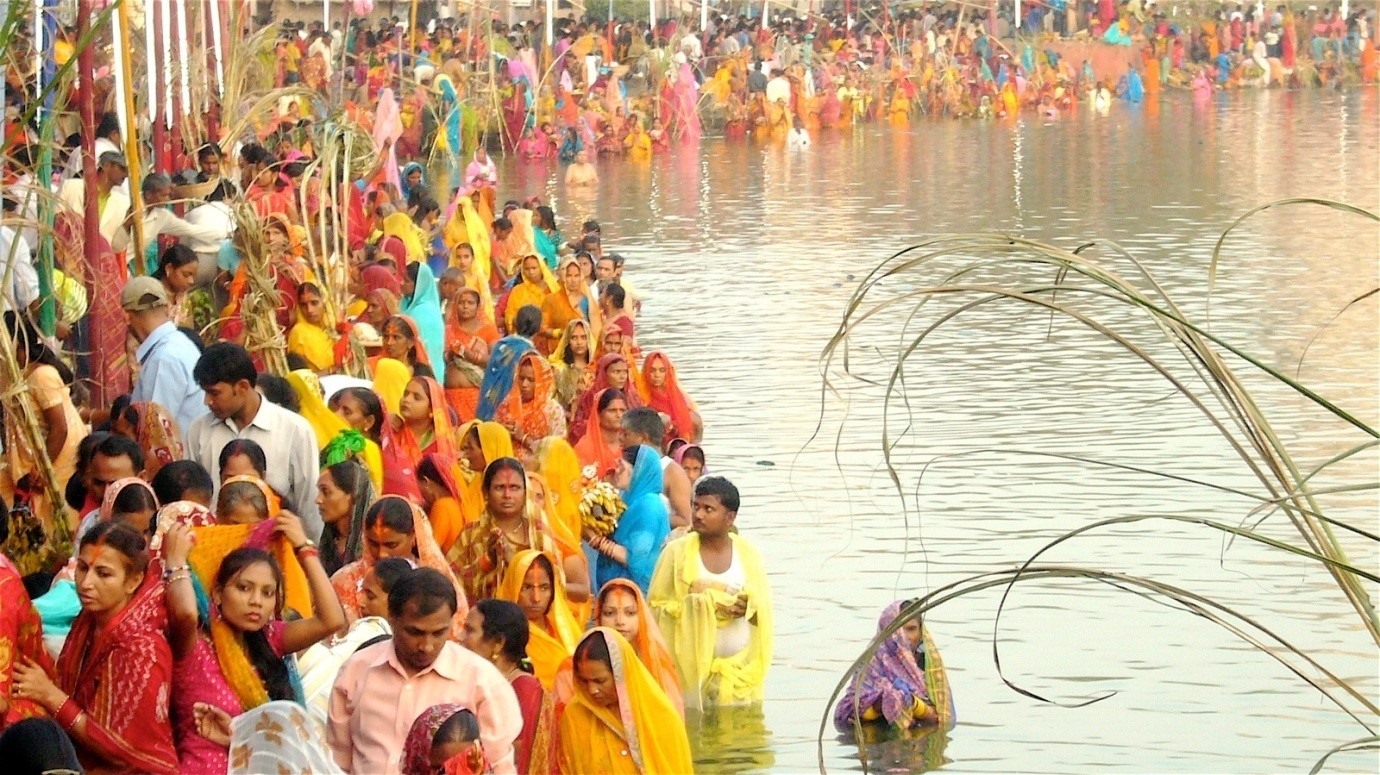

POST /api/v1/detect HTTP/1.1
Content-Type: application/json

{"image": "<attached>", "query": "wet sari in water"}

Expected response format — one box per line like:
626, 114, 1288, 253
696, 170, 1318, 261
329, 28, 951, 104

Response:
833, 600, 955, 731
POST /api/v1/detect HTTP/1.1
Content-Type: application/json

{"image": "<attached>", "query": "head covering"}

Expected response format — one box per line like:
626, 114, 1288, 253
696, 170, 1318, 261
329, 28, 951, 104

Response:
635, 351, 695, 441
550, 318, 592, 367
597, 444, 668, 593
372, 357, 411, 415
457, 422, 515, 526
569, 354, 640, 443
384, 314, 433, 370
401, 704, 481, 775
148, 500, 217, 558
321, 460, 377, 575
331, 495, 469, 637
362, 264, 403, 297
565, 629, 693, 774
497, 550, 582, 689
476, 334, 536, 421
595, 578, 684, 716
228, 700, 345, 775
497, 352, 558, 442
574, 388, 624, 477
98, 477, 157, 523
535, 438, 584, 552
391, 375, 457, 461
400, 262, 447, 369
833, 600, 956, 731
399, 161, 427, 202
129, 401, 185, 478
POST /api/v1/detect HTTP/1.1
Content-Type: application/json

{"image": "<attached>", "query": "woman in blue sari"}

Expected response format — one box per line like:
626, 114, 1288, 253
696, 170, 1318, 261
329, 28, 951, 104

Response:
475, 305, 539, 420
587, 444, 669, 594
400, 162, 427, 205
532, 206, 562, 270
400, 262, 446, 370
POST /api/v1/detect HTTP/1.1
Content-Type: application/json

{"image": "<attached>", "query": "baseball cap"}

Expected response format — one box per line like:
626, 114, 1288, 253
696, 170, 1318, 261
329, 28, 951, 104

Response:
120, 276, 170, 312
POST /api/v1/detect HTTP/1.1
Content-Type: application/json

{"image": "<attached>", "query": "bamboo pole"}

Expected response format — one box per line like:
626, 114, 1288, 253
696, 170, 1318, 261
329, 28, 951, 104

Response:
76, 0, 98, 279
116, 0, 146, 267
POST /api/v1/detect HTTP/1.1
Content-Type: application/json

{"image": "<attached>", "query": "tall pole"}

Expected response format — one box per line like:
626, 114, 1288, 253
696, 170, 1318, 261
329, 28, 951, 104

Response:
117, 0, 146, 266
1015, 0, 1021, 38
76, 0, 98, 291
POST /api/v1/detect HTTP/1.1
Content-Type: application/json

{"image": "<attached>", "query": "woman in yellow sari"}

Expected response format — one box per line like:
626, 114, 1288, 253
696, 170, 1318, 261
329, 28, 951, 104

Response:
371, 357, 411, 415
456, 420, 516, 526
496, 550, 583, 690
535, 438, 584, 554
286, 282, 337, 374
288, 370, 385, 492
558, 628, 693, 775
504, 255, 556, 337
381, 211, 428, 265
550, 319, 597, 410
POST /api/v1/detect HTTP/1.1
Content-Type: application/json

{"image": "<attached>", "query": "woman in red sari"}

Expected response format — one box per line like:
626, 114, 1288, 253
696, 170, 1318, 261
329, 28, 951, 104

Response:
381, 375, 457, 501
0, 554, 53, 731
636, 350, 701, 443
11, 521, 178, 773
567, 353, 642, 444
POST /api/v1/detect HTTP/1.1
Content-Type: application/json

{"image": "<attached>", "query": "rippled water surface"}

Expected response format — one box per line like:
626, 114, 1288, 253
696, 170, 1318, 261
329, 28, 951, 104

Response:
501, 90, 1380, 773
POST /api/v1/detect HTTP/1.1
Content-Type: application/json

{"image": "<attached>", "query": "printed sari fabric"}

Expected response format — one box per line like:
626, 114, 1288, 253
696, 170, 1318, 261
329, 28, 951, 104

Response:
330, 496, 470, 638
495, 353, 567, 453
832, 600, 955, 732
476, 335, 535, 421
496, 550, 583, 690
556, 629, 692, 775
130, 401, 185, 479
228, 700, 344, 775
53, 571, 179, 773
0, 554, 53, 730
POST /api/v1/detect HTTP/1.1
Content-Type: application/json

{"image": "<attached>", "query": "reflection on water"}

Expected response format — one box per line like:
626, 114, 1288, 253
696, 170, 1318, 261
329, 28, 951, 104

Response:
838, 724, 952, 774
686, 704, 776, 774
500, 89, 1379, 772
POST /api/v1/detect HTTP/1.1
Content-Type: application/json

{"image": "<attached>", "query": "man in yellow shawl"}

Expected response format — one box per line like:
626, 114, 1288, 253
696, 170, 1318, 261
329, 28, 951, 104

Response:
649, 475, 772, 712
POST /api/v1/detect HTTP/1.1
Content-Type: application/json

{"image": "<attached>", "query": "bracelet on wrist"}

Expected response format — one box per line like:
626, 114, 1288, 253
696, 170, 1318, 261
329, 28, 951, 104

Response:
297, 546, 321, 560
162, 564, 189, 581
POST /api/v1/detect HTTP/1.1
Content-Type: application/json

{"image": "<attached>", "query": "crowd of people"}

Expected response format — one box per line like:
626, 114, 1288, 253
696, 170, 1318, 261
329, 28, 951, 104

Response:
279, 1, 1380, 165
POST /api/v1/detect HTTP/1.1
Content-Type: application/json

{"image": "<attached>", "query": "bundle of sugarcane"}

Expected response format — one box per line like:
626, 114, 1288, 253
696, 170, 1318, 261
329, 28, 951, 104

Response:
0, 324, 75, 575
228, 202, 289, 377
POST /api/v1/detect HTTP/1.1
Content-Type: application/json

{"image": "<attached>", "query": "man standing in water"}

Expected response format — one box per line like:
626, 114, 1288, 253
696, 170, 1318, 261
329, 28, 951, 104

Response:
564, 149, 599, 187
649, 476, 773, 711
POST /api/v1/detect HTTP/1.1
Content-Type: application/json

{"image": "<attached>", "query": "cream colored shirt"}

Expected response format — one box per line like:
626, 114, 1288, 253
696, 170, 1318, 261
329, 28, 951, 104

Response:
328, 639, 522, 775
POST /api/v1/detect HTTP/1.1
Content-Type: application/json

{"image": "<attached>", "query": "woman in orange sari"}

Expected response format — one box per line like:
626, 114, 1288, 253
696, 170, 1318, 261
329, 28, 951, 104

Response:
380, 376, 456, 501
496, 352, 568, 461
591, 578, 683, 715
417, 451, 468, 552
568, 354, 641, 444
496, 550, 584, 690
574, 388, 628, 476
330, 495, 468, 637
371, 314, 432, 377
635, 350, 701, 444
541, 256, 601, 356
443, 288, 500, 423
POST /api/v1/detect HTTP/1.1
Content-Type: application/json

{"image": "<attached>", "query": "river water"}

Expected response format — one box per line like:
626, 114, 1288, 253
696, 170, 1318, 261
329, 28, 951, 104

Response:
499, 89, 1380, 773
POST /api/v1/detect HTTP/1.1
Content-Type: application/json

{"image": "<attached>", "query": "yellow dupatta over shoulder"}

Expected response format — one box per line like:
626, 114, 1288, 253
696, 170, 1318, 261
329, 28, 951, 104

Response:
372, 357, 411, 415
557, 629, 693, 775
288, 370, 384, 493
648, 532, 773, 712
497, 550, 583, 690
443, 195, 493, 287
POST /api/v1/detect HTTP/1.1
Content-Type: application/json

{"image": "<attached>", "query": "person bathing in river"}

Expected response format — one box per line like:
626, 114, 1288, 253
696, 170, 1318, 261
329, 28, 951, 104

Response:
649, 475, 772, 711
833, 600, 955, 732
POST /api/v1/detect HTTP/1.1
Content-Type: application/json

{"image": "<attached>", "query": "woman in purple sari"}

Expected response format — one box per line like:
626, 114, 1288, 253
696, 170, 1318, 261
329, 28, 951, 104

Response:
834, 600, 955, 732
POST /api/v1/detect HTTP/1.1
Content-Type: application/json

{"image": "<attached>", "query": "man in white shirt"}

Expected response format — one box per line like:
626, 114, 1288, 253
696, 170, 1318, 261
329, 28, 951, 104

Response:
0, 197, 39, 316
111, 173, 231, 259
186, 342, 323, 539
765, 69, 792, 107
56, 152, 130, 245
787, 117, 812, 150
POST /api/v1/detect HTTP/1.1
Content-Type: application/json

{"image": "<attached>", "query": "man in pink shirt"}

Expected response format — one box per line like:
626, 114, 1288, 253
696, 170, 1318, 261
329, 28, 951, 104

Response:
329, 568, 522, 773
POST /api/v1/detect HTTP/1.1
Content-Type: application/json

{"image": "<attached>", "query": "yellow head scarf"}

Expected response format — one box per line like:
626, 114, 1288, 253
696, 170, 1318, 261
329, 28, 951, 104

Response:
559, 629, 693, 775
457, 421, 515, 525
443, 195, 493, 286
381, 211, 427, 264
288, 370, 385, 493
372, 357, 411, 415
535, 438, 583, 552
497, 550, 584, 690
